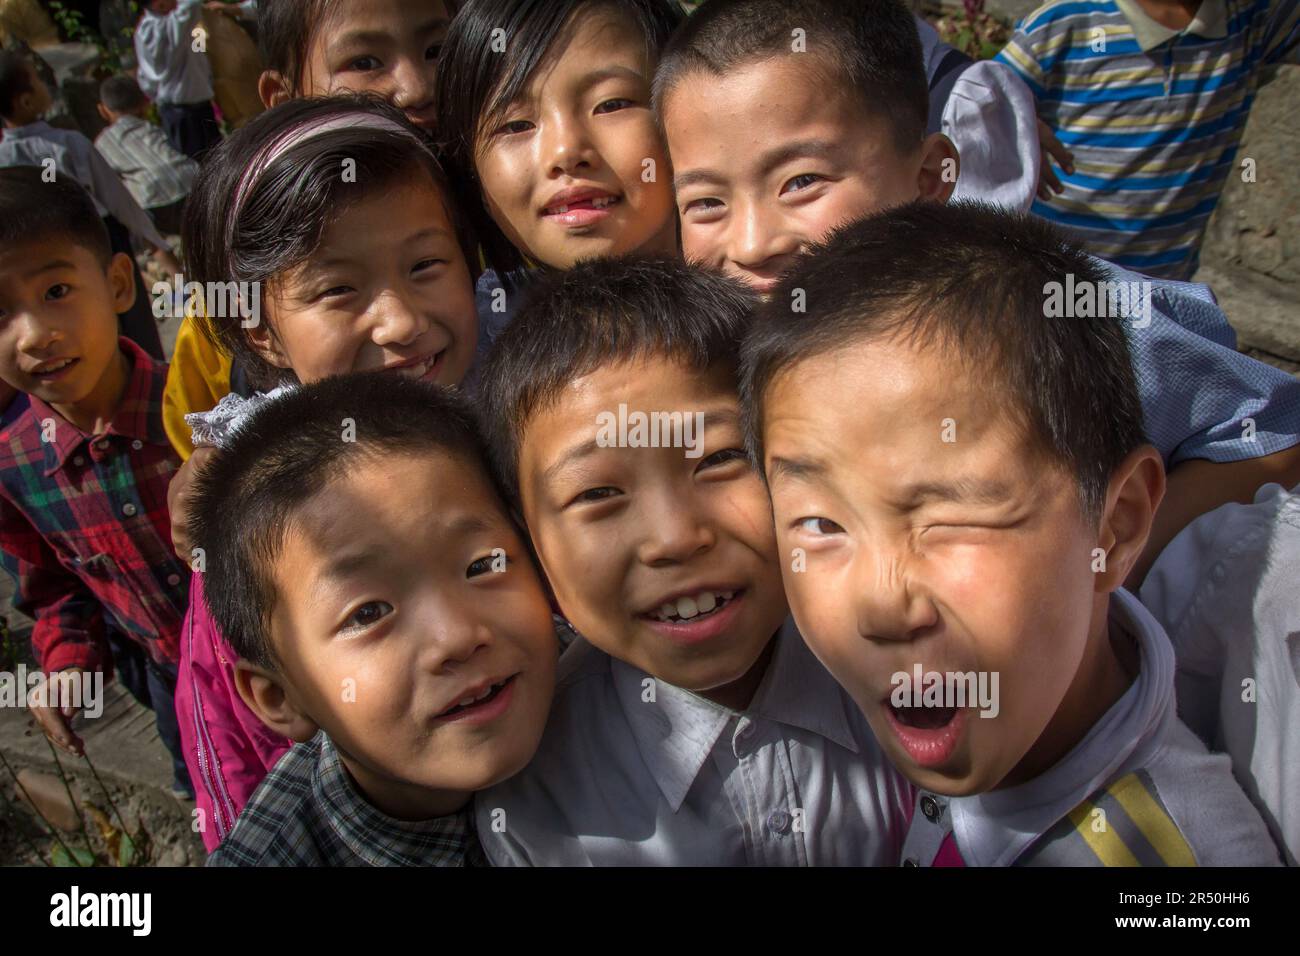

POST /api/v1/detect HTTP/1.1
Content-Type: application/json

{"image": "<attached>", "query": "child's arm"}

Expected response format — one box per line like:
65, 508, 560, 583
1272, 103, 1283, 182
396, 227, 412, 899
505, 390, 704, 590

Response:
1130, 447, 1300, 585
993, 12, 1071, 201
0, 503, 111, 754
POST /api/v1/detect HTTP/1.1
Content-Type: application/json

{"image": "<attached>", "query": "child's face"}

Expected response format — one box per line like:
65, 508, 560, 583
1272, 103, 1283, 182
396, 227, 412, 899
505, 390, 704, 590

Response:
148, 0, 179, 14
269, 450, 558, 813
663, 56, 946, 294
473, 6, 676, 269
14, 62, 52, 123
517, 356, 788, 695
254, 170, 477, 386
0, 240, 134, 406
760, 336, 1105, 796
288, 0, 452, 130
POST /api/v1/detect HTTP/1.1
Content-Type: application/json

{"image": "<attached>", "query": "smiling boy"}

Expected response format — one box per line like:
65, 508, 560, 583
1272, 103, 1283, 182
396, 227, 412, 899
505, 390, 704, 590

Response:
190, 374, 558, 865
653, 0, 1300, 583
741, 201, 1280, 865
473, 256, 912, 866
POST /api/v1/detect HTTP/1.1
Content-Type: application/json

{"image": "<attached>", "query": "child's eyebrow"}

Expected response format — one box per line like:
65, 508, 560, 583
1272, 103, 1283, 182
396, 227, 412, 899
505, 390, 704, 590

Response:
22, 260, 78, 280
897, 477, 1014, 508
767, 455, 825, 484
330, 17, 449, 52
576, 65, 648, 92
544, 409, 741, 483
673, 140, 841, 192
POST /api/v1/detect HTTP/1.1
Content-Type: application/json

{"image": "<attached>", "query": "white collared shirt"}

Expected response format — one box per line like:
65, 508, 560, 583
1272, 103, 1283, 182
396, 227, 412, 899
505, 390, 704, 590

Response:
133, 0, 214, 106
901, 590, 1280, 866
477, 617, 915, 865
1142, 482, 1300, 865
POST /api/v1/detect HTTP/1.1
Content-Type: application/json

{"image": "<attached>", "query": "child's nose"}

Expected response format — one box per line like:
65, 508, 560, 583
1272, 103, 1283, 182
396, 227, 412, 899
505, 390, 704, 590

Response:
851, 550, 937, 643
369, 291, 430, 348
542, 112, 598, 177
729, 199, 800, 272
16, 311, 58, 354
423, 604, 492, 673
636, 494, 716, 566
390, 58, 437, 112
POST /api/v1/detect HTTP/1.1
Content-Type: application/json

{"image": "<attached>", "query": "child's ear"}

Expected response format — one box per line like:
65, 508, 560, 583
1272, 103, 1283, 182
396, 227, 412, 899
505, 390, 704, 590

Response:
246, 320, 293, 372
96, 103, 113, 124
1092, 445, 1166, 594
257, 70, 293, 109
106, 252, 137, 314
916, 132, 960, 204
233, 660, 319, 744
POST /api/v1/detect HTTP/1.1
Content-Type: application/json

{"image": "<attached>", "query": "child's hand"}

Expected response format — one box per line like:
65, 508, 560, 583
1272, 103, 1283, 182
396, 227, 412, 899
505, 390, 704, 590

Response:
1035, 118, 1075, 201
153, 247, 183, 277
204, 1, 236, 13
29, 668, 87, 757
168, 445, 216, 562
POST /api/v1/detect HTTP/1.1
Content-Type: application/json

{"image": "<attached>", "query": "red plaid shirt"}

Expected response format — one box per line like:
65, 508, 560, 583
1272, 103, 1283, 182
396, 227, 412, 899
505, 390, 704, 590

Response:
0, 338, 190, 673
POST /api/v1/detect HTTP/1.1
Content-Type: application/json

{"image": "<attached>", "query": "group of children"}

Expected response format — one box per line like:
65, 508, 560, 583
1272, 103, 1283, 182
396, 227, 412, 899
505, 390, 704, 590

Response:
0, 0, 1297, 867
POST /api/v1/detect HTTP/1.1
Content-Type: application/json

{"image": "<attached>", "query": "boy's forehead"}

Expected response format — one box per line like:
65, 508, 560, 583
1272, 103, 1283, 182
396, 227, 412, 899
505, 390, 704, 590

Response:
0, 238, 99, 283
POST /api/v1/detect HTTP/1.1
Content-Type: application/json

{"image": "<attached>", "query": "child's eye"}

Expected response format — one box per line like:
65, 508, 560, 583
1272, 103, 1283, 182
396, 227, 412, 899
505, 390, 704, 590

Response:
316, 285, 354, 301
45, 283, 71, 301
466, 552, 505, 578
343, 600, 393, 630
425, 44, 442, 61
496, 119, 534, 136
782, 173, 822, 194
571, 486, 620, 506
346, 56, 381, 72
594, 98, 634, 114
698, 447, 748, 470
412, 258, 445, 275
683, 197, 724, 215
797, 516, 845, 536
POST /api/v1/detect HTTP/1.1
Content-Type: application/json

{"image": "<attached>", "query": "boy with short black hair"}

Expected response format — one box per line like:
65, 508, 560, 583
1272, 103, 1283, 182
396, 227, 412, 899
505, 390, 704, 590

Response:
189, 373, 559, 866
475, 255, 913, 866
740, 200, 1280, 865
0, 167, 193, 794
0, 49, 176, 360
95, 74, 198, 236
654, 0, 1300, 584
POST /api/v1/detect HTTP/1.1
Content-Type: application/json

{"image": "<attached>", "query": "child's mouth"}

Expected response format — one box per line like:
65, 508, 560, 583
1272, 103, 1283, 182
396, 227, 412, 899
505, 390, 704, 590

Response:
882, 700, 966, 769
640, 588, 745, 646
30, 356, 79, 381
434, 674, 517, 723
541, 194, 621, 228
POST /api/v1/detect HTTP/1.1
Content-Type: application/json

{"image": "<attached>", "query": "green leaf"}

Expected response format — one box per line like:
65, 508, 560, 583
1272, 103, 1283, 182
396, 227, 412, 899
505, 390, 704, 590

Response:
51, 843, 95, 867
117, 834, 137, 867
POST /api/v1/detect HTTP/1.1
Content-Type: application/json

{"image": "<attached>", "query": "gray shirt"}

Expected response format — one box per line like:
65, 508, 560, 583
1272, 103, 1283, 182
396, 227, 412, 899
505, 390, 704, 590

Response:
477, 617, 915, 866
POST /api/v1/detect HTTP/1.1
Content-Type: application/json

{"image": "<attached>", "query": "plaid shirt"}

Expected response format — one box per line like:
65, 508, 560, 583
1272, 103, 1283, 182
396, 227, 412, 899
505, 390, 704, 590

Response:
0, 338, 190, 673
207, 732, 488, 867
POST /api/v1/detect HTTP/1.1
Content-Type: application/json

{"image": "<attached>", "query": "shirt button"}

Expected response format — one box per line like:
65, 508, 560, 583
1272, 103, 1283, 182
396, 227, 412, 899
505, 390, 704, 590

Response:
767, 809, 792, 835
131, 439, 143, 451
95, 440, 109, 451
921, 794, 942, 822
122, 503, 138, 517
166, 573, 181, 586
73, 455, 85, 466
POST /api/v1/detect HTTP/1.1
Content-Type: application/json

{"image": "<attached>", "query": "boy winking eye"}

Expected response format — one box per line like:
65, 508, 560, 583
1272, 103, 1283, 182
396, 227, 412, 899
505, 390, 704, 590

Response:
741, 201, 1281, 867
190, 373, 558, 866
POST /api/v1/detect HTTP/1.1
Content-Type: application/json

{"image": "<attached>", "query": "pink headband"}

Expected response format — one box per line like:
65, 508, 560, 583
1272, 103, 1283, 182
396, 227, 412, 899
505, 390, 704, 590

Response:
226, 112, 429, 264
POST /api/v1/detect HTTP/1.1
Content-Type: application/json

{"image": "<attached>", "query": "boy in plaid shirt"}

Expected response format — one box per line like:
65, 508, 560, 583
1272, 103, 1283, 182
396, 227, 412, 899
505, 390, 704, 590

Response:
189, 374, 558, 866
0, 168, 192, 793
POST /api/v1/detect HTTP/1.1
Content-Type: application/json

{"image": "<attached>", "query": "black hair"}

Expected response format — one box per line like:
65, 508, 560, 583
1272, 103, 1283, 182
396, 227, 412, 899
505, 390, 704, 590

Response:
182, 93, 477, 390
0, 166, 112, 265
258, 0, 462, 96
741, 201, 1149, 522
478, 253, 756, 504
99, 74, 146, 112
653, 0, 927, 154
435, 0, 684, 276
189, 372, 495, 671
0, 49, 34, 120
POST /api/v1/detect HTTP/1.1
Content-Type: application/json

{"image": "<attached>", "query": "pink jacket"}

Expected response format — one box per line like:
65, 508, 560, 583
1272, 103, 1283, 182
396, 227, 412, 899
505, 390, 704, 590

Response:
176, 575, 290, 852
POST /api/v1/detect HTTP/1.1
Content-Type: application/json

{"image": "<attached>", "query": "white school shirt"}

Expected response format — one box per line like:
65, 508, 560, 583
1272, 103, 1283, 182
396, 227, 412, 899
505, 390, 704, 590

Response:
0, 121, 168, 251
1142, 482, 1300, 865
476, 616, 915, 866
134, 0, 214, 106
899, 589, 1280, 866
94, 115, 198, 210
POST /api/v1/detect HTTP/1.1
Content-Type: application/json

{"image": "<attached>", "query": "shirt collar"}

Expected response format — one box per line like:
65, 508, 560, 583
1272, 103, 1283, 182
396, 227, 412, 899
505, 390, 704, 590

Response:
2, 121, 52, 140
612, 616, 860, 812
945, 589, 1177, 866
1116, 0, 1228, 52
29, 337, 171, 476
313, 733, 474, 866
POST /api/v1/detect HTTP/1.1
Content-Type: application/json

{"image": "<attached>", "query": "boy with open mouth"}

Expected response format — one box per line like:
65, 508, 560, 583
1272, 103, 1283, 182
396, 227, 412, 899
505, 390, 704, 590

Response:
741, 201, 1281, 866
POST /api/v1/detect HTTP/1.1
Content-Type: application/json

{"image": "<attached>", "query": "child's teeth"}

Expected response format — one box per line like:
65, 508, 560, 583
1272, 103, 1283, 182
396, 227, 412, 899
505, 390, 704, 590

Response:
659, 603, 676, 619
676, 595, 699, 619
696, 592, 717, 613
554, 204, 569, 214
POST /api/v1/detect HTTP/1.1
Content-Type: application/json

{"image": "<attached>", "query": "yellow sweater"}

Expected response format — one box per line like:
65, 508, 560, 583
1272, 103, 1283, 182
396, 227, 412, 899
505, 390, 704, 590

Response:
162, 316, 232, 460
